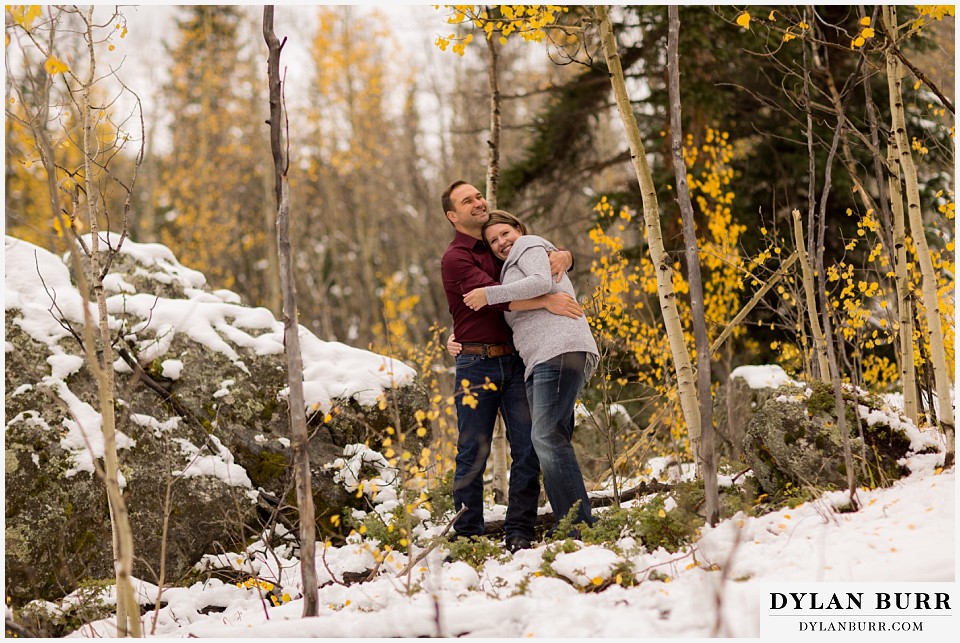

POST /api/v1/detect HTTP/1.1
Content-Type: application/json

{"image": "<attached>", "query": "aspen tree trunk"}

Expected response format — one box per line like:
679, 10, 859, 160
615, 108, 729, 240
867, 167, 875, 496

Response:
263, 6, 320, 616
883, 5, 955, 462
887, 145, 920, 427
251, 65, 282, 316
595, 6, 701, 456
666, 6, 717, 525
72, 249, 142, 638
261, 164, 282, 316
817, 262, 860, 509
797, 22, 858, 501
485, 25, 502, 209
799, 11, 831, 383
860, 39, 920, 421
792, 209, 831, 385
79, 8, 141, 636
484, 16, 509, 504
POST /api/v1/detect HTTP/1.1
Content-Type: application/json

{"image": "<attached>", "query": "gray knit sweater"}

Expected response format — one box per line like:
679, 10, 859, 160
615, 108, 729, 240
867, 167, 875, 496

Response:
484, 235, 599, 381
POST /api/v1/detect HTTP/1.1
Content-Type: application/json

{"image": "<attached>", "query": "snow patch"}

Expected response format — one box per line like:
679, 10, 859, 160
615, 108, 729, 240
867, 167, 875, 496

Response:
729, 364, 795, 389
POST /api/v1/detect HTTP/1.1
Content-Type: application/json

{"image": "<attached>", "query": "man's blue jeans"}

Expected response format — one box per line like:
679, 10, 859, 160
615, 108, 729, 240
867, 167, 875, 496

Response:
525, 352, 593, 530
452, 353, 540, 542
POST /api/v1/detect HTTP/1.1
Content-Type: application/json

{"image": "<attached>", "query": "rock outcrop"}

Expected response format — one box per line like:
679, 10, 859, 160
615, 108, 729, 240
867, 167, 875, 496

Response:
742, 379, 940, 496
714, 365, 795, 461
4, 234, 427, 605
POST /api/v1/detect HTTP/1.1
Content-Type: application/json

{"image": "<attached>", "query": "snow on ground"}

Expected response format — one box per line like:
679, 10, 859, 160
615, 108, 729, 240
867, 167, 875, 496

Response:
62, 447, 953, 639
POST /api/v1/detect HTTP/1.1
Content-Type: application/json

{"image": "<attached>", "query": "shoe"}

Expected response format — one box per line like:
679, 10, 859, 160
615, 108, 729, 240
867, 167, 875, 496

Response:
505, 536, 532, 553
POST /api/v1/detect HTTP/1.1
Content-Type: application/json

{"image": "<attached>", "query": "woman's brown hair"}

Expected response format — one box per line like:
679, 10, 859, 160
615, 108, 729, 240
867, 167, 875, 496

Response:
481, 210, 528, 246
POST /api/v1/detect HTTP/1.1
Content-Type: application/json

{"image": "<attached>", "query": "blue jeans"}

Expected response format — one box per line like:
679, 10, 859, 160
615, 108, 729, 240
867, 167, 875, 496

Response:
452, 353, 540, 541
525, 352, 593, 531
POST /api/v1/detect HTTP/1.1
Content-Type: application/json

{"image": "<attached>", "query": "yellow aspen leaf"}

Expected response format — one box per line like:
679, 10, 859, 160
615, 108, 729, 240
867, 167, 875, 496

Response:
736, 11, 751, 29
591, 577, 604, 586
917, 5, 955, 20
860, 16, 871, 25
861, 27, 875, 38
768, 10, 776, 20
11, 5, 42, 29
783, 32, 796, 42
44, 55, 69, 75
851, 35, 866, 48
658, 508, 667, 518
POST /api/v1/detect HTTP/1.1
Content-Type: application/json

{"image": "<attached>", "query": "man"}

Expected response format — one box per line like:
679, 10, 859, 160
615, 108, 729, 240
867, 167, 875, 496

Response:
440, 179, 582, 551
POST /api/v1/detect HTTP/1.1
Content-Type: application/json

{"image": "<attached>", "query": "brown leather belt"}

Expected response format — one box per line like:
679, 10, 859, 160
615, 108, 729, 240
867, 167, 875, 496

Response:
460, 343, 516, 358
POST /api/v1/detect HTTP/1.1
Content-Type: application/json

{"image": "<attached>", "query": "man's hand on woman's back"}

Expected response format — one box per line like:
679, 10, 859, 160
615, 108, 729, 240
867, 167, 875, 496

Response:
544, 293, 583, 318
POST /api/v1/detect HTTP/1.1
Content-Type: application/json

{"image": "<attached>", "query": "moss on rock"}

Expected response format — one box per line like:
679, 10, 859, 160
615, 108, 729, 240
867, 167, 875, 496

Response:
742, 383, 913, 497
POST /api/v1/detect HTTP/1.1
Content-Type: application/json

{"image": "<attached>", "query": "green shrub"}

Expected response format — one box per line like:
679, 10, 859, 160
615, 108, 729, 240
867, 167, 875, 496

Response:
445, 536, 509, 569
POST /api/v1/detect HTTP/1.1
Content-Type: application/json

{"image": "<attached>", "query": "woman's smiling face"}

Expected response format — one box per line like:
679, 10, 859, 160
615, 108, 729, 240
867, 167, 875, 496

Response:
484, 223, 523, 260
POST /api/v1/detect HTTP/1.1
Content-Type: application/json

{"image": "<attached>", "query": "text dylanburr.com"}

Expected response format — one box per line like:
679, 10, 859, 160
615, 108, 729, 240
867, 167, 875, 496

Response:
760, 582, 955, 639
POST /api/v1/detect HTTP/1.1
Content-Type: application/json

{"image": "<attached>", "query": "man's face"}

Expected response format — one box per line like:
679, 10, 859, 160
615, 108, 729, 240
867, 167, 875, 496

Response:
446, 184, 488, 234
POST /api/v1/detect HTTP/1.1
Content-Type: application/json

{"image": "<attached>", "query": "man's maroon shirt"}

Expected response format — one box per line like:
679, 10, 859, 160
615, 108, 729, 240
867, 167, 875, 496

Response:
441, 230, 513, 344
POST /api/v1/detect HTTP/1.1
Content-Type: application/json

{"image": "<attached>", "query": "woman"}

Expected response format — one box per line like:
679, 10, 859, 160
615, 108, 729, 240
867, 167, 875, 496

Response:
463, 210, 598, 533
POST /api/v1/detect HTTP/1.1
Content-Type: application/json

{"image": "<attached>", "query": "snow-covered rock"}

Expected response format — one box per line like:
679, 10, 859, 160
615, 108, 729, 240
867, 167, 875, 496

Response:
4, 234, 427, 606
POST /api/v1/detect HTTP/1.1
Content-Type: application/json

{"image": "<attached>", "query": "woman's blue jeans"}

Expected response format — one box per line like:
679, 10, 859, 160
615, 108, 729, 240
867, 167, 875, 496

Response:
525, 352, 593, 531
452, 353, 540, 542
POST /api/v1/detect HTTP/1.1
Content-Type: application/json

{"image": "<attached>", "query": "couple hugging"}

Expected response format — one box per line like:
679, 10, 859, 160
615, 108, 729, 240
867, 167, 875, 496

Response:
440, 179, 598, 552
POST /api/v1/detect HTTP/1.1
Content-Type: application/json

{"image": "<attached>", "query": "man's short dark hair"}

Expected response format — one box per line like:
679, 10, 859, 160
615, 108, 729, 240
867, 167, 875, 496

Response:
441, 179, 469, 217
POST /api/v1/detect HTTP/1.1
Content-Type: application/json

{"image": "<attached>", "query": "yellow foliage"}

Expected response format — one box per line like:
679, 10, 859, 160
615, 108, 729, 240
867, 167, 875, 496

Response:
827, 195, 955, 393
370, 271, 459, 481
7, 5, 42, 30
434, 4, 569, 54
587, 127, 747, 456
915, 5, 956, 20
5, 75, 126, 248
43, 55, 69, 75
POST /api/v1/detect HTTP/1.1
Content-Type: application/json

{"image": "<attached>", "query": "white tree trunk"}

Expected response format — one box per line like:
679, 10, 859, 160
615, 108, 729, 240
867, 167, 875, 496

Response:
484, 20, 509, 502
883, 6, 954, 460
595, 6, 701, 454
80, 7, 140, 635
792, 209, 831, 384
264, 7, 320, 616
666, 5, 717, 524
887, 145, 920, 427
